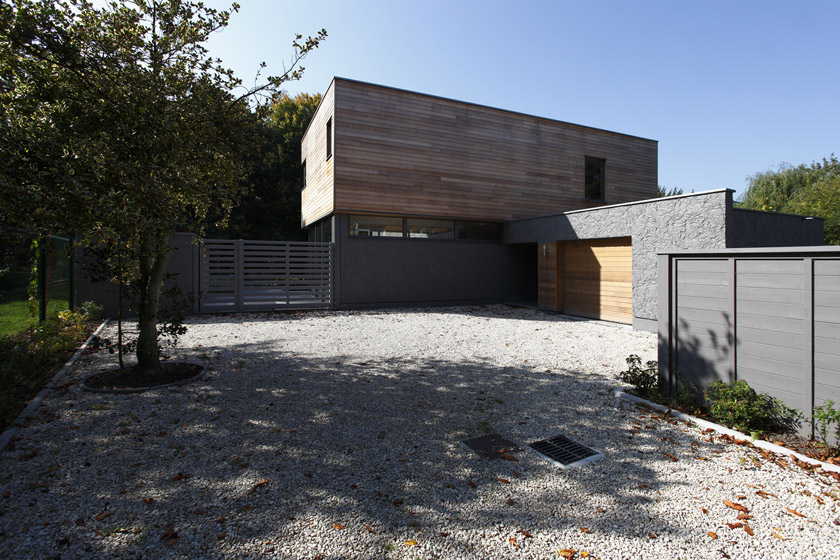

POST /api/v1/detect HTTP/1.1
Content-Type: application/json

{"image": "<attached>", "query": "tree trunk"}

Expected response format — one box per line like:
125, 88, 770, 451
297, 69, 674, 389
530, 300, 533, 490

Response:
135, 234, 171, 374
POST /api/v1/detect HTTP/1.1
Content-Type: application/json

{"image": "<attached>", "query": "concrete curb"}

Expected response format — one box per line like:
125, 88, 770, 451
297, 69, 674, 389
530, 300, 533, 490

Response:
613, 389, 840, 475
0, 319, 110, 453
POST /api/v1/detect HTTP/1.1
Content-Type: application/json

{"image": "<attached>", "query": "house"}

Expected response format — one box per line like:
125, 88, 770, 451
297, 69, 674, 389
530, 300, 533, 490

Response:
300, 78, 823, 331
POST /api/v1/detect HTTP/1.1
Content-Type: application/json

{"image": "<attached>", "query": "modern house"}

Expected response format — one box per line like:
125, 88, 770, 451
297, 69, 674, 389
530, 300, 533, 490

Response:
300, 78, 823, 331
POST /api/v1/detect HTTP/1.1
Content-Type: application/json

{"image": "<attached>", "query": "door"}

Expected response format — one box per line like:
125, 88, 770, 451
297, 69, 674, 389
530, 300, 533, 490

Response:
563, 237, 632, 324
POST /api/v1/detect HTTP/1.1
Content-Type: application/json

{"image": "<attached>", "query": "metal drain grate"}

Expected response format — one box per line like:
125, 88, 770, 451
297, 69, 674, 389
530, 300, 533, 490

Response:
462, 433, 521, 461
528, 434, 603, 468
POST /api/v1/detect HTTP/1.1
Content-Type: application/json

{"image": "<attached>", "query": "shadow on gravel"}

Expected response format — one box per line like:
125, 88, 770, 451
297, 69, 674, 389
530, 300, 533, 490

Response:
0, 312, 719, 559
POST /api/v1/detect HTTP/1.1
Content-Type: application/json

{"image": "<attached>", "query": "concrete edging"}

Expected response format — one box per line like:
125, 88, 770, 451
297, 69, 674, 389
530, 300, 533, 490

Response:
613, 389, 840, 475
0, 318, 110, 453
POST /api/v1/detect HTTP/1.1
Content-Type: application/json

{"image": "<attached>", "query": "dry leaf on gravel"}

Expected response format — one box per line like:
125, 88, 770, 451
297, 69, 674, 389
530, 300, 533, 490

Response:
509, 537, 518, 547
160, 525, 178, 543
743, 524, 754, 536
519, 530, 533, 538
708, 531, 718, 540
723, 500, 748, 513
247, 479, 269, 495
772, 531, 786, 540
332, 523, 344, 530
404, 539, 418, 546
142, 497, 154, 504
498, 478, 510, 484
558, 549, 577, 559
580, 527, 591, 533
171, 472, 191, 481
785, 508, 806, 517
364, 524, 374, 533
94, 511, 114, 521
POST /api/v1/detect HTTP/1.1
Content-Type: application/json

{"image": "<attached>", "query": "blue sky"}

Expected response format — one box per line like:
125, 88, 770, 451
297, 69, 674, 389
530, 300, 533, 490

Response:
205, 0, 838, 199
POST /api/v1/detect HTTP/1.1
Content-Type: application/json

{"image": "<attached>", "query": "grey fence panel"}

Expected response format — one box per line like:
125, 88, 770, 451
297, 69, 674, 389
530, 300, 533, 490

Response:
199, 239, 333, 312
659, 247, 840, 439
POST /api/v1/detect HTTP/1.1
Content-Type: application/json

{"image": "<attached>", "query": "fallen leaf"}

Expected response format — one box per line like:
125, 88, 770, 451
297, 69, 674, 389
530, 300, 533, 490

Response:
498, 478, 510, 484
725, 522, 743, 529
404, 539, 418, 546
247, 479, 269, 495
756, 490, 776, 498
94, 511, 114, 521
580, 552, 590, 558
743, 524, 754, 536
216, 516, 226, 523
467, 481, 477, 488
142, 497, 154, 504
440, 531, 449, 537
701, 508, 709, 514
664, 453, 677, 462
580, 527, 590, 533
772, 531, 786, 540
519, 530, 533, 538
785, 508, 806, 518
392, 498, 404, 506
499, 453, 519, 461
648, 533, 656, 539
509, 537, 518, 547
558, 550, 577, 559
505, 498, 516, 506
696, 456, 709, 461
723, 500, 749, 513
171, 473, 192, 481
238, 505, 253, 513
364, 524, 374, 533
216, 532, 226, 540
638, 484, 649, 489
737, 513, 753, 521
332, 523, 344, 530
160, 525, 178, 542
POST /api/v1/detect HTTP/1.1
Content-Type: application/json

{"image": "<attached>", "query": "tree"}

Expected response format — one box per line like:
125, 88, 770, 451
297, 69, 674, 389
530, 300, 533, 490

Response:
208, 92, 322, 240
657, 185, 684, 198
0, 0, 325, 373
738, 155, 840, 245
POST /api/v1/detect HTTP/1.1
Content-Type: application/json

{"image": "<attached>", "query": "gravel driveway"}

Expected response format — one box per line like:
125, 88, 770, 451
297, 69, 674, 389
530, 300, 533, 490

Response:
1, 305, 838, 559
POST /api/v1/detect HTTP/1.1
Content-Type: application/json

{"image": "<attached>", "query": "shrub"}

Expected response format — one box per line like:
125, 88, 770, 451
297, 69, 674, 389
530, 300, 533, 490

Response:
813, 400, 840, 454
79, 300, 104, 321
618, 354, 660, 396
704, 380, 801, 436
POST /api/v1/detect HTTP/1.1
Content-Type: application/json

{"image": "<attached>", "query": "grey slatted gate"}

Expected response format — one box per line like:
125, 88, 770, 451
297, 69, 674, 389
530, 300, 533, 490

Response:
199, 239, 333, 313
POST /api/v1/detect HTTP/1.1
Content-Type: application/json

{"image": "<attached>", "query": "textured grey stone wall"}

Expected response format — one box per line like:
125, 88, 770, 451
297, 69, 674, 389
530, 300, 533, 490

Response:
729, 208, 824, 248
505, 190, 732, 322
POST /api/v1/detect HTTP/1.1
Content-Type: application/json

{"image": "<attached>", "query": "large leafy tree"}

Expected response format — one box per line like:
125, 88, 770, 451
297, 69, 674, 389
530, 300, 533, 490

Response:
738, 155, 839, 245
208, 92, 322, 240
0, 0, 325, 373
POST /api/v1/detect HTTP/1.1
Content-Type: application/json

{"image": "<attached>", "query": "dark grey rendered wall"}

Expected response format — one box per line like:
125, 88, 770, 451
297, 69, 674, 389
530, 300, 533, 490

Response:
505, 190, 824, 331
332, 214, 536, 309
75, 233, 198, 318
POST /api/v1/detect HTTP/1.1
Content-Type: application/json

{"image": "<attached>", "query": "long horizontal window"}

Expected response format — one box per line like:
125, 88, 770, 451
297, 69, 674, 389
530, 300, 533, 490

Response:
349, 215, 403, 237
349, 215, 501, 241
407, 218, 454, 239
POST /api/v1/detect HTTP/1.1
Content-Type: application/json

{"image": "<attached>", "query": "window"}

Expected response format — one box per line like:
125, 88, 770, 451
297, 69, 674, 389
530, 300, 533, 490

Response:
407, 218, 454, 239
349, 215, 403, 237
456, 221, 502, 241
308, 218, 332, 242
585, 156, 605, 201
302, 160, 307, 189
326, 118, 332, 160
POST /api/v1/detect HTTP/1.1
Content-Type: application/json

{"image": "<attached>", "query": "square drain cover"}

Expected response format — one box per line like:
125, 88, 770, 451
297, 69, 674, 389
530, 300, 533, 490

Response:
462, 433, 521, 461
528, 434, 603, 468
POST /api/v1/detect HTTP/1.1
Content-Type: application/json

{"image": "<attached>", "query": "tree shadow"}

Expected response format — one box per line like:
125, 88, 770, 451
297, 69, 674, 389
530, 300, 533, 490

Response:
0, 312, 725, 559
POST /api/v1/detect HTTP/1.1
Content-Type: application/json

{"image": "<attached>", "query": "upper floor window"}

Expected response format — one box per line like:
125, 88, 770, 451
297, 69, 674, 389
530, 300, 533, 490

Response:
584, 156, 605, 201
349, 215, 403, 237
407, 218, 454, 239
302, 160, 307, 189
326, 118, 333, 160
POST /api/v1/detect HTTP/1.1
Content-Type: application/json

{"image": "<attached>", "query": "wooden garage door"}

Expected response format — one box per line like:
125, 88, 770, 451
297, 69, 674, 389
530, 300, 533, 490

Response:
563, 237, 632, 324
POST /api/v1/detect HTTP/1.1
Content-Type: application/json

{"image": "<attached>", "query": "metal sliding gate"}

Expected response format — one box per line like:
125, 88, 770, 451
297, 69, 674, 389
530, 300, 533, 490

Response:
198, 239, 333, 313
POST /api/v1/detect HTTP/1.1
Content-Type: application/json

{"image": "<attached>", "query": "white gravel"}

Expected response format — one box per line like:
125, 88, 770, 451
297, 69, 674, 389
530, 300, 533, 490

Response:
1, 304, 838, 559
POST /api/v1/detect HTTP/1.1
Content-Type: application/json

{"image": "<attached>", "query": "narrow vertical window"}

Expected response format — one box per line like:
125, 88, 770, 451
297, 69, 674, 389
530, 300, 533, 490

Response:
301, 160, 307, 189
326, 118, 332, 160
584, 156, 605, 201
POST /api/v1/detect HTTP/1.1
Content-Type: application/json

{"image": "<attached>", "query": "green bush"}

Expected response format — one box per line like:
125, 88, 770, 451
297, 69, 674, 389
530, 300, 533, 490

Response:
813, 400, 840, 454
618, 354, 660, 396
79, 300, 104, 321
704, 380, 801, 436
0, 309, 90, 429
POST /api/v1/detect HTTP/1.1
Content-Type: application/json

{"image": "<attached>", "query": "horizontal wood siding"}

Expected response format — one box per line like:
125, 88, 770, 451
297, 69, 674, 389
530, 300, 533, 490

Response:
301, 84, 336, 226
563, 238, 632, 323
330, 79, 657, 221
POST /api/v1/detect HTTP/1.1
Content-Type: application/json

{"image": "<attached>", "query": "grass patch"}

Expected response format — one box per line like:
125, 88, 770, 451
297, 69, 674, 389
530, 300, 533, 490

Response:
0, 309, 95, 431
0, 297, 69, 337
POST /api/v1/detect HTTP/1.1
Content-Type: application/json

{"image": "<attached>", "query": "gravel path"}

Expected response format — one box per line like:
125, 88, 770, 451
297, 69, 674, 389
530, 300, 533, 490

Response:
1, 305, 838, 559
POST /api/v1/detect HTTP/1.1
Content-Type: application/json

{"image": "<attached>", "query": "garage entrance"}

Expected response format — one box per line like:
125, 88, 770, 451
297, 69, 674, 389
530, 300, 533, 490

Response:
537, 237, 633, 324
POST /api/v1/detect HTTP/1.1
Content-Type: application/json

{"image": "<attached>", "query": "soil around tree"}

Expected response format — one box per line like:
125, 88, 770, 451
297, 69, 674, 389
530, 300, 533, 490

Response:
82, 362, 205, 392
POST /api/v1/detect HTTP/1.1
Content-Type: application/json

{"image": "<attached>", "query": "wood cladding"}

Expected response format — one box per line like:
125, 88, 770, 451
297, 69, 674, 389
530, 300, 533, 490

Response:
563, 238, 633, 324
300, 78, 657, 226
301, 84, 336, 227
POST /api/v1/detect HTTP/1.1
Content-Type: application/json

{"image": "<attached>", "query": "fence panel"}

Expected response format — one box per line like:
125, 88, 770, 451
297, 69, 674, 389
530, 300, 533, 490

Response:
658, 247, 840, 439
199, 239, 332, 313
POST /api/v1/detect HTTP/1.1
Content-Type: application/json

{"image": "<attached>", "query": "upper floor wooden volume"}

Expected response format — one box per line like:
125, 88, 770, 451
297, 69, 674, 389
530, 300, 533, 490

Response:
301, 78, 658, 227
